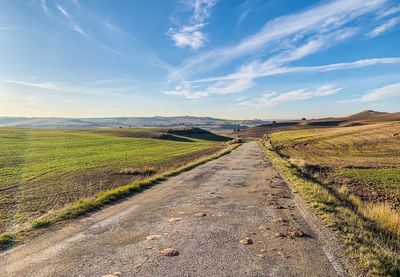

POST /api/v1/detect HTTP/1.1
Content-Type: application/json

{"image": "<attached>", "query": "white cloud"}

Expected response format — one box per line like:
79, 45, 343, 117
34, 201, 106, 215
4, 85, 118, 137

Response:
169, 0, 386, 80
56, 4, 70, 19
376, 4, 400, 18
237, 85, 342, 107
361, 82, 400, 101
169, 28, 357, 98
168, 23, 207, 49
165, 76, 253, 99
366, 16, 400, 38
190, 57, 400, 84
55, 4, 87, 36
168, 0, 217, 49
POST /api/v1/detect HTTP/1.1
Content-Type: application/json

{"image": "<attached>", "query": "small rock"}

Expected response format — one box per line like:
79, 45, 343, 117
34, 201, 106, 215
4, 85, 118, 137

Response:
195, 212, 207, 217
146, 235, 162, 240
260, 249, 267, 252
276, 205, 286, 209
102, 273, 121, 277
168, 217, 182, 222
240, 237, 253, 245
275, 232, 286, 238
159, 247, 179, 256
257, 254, 265, 258
288, 230, 306, 238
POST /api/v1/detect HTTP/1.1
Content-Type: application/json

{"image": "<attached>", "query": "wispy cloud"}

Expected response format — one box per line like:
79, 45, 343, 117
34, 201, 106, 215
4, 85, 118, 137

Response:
169, 0, 387, 80
56, 4, 86, 36
376, 4, 400, 18
190, 58, 400, 84
56, 4, 70, 18
366, 16, 400, 38
168, 0, 217, 49
237, 85, 342, 107
168, 27, 359, 99
0, 78, 138, 96
166, 55, 400, 100
360, 82, 400, 101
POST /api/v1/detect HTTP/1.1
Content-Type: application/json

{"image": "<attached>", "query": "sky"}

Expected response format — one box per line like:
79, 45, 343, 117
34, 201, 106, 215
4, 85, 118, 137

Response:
0, 0, 400, 119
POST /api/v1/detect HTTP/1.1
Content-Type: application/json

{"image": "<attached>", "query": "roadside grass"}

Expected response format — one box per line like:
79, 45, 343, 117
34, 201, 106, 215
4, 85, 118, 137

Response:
0, 128, 228, 232
0, 143, 239, 250
259, 140, 400, 276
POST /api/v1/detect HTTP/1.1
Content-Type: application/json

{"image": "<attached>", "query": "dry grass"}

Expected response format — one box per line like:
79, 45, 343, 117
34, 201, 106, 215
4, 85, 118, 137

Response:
259, 140, 400, 276
117, 166, 157, 176
362, 203, 400, 239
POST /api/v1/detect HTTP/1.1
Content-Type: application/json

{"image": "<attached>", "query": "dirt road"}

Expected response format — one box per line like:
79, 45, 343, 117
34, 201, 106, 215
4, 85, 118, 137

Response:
0, 142, 353, 277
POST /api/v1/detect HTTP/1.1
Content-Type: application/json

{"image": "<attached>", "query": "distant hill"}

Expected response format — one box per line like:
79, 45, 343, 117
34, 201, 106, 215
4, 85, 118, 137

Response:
347, 110, 400, 121
234, 110, 400, 138
0, 116, 270, 130
349, 110, 388, 118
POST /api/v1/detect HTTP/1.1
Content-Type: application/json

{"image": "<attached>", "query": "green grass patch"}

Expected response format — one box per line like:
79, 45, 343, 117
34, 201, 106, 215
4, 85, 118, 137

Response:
0, 232, 16, 250
0, 143, 239, 251
341, 168, 400, 188
0, 127, 228, 232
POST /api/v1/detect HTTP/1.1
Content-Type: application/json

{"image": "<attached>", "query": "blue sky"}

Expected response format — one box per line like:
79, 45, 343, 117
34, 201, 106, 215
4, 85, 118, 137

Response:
0, 0, 399, 119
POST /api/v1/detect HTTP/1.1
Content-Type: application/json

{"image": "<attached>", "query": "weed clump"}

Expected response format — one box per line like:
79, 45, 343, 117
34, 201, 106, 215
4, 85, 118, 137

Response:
0, 232, 16, 250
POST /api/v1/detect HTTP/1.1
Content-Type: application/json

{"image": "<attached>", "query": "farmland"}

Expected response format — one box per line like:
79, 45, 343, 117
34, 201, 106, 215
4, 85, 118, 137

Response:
261, 121, 400, 274
268, 121, 400, 207
0, 127, 229, 233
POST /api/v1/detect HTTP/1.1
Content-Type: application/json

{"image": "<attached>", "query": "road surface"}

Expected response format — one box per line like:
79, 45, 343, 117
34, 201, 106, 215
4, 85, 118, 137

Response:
0, 142, 353, 277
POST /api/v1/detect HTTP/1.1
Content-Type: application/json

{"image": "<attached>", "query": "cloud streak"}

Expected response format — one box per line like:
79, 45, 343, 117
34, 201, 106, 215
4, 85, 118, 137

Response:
361, 82, 400, 101
56, 4, 87, 36
0, 78, 138, 96
367, 16, 400, 38
190, 57, 400, 84
238, 85, 342, 107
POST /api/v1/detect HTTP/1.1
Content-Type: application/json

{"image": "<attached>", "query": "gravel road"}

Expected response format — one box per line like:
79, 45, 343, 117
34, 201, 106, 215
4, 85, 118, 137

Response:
0, 142, 353, 277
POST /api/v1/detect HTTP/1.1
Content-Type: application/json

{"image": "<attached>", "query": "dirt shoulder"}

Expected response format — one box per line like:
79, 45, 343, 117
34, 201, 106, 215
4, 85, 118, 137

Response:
1, 142, 354, 277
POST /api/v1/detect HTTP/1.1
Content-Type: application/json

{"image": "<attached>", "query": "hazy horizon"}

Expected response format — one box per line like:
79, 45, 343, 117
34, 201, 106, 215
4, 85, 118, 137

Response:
0, 108, 394, 121
1, 0, 399, 119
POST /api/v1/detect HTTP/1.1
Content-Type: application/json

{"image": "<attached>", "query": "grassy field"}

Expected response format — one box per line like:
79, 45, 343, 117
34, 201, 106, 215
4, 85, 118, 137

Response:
263, 121, 400, 275
0, 127, 229, 233
269, 121, 400, 207
259, 141, 400, 275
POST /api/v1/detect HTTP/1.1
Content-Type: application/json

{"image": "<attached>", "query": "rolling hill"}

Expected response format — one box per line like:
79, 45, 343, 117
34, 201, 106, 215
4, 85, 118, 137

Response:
234, 110, 400, 137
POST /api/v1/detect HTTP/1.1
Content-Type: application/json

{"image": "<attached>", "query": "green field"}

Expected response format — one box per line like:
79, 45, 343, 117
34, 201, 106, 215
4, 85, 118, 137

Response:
0, 128, 228, 232
269, 122, 400, 206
